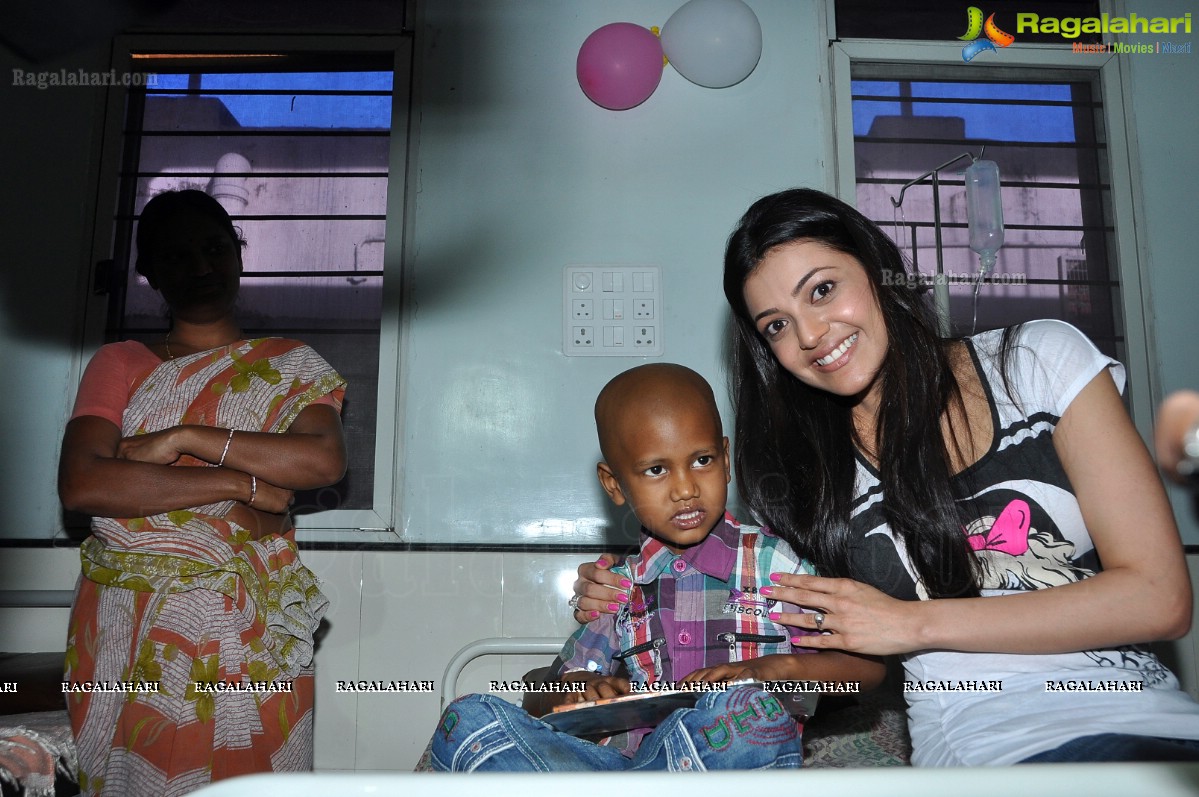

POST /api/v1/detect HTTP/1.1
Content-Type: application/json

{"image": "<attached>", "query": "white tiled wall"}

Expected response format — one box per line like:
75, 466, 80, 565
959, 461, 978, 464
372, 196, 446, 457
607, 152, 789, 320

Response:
4, 547, 1199, 771
337, 550, 584, 770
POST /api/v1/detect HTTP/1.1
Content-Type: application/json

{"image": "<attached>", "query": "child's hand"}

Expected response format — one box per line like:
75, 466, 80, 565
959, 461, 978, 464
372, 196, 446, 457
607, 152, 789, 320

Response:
559, 672, 632, 703
556, 673, 632, 706
530, 673, 627, 713
581, 675, 632, 702
570, 553, 632, 623
680, 655, 800, 685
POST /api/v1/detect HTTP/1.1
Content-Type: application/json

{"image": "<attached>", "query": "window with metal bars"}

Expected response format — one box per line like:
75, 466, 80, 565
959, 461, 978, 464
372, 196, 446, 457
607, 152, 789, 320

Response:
850, 64, 1122, 362
94, 49, 400, 529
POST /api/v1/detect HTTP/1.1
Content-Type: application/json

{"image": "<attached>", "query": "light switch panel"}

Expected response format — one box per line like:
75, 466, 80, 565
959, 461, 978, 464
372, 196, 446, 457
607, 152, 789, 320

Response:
564, 265, 662, 357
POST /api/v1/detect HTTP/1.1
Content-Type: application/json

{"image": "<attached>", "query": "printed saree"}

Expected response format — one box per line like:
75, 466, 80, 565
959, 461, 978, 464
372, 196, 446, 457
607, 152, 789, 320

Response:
64, 338, 345, 796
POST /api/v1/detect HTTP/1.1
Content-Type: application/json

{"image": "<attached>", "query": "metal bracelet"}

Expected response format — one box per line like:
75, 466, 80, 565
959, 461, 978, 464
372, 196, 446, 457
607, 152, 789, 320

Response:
218, 428, 234, 467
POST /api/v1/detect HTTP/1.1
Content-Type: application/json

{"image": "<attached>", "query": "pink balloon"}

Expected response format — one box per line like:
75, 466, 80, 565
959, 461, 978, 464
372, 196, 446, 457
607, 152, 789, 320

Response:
576, 23, 664, 110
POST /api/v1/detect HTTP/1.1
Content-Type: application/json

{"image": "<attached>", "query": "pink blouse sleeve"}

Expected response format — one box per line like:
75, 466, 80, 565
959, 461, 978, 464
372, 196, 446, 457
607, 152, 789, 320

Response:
310, 385, 346, 412
71, 342, 160, 428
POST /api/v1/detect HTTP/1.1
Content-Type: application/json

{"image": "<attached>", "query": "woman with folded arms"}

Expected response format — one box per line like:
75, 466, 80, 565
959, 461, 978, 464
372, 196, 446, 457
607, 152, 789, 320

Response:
59, 190, 347, 795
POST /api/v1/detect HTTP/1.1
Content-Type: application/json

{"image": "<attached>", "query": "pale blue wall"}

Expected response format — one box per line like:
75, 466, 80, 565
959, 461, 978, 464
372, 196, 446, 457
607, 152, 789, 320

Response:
0, 44, 107, 538
400, 0, 832, 544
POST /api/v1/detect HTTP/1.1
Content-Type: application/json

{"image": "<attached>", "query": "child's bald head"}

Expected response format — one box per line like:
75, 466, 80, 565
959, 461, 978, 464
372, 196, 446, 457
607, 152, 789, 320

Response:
594, 364, 730, 552
594, 364, 723, 463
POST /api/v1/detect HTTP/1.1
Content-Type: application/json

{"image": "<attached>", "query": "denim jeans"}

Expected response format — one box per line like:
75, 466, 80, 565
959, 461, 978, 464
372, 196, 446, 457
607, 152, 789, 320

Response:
429, 686, 803, 772
1020, 734, 1199, 763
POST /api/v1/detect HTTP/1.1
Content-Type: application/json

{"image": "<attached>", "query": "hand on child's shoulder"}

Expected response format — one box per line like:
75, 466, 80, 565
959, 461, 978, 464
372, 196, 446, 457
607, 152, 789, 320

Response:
572, 553, 633, 622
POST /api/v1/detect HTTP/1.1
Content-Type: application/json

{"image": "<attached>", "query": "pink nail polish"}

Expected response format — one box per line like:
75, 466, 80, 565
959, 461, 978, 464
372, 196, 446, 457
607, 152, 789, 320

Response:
616, 593, 629, 603
769, 612, 780, 621
620, 578, 632, 588
606, 603, 618, 611
791, 636, 804, 645
770, 573, 782, 583
589, 611, 600, 619
760, 586, 773, 596
595, 558, 610, 568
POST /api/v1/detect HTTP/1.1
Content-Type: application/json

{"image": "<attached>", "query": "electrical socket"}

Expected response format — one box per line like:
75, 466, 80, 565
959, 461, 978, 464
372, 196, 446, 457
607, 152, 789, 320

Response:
573, 326, 594, 346
633, 326, 655, 347
633, 299, 654, 319
572, 299, 594, 320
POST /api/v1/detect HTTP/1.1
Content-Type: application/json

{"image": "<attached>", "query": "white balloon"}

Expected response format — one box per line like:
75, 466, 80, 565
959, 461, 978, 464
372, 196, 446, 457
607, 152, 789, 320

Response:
661, 0, 762, 88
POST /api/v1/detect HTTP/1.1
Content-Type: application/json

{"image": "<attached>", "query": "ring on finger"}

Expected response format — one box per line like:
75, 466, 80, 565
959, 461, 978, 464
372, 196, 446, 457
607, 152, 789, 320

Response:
568, 595, 581, 609
813, 611, 826, 631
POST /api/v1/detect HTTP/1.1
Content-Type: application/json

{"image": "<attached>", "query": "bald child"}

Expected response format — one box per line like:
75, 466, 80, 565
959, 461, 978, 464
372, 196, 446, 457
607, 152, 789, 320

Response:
427, 364, 814, 771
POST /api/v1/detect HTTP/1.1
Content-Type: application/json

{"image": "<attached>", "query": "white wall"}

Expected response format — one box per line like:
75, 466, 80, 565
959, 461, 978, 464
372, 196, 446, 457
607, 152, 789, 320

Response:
1, 0, 1197, 773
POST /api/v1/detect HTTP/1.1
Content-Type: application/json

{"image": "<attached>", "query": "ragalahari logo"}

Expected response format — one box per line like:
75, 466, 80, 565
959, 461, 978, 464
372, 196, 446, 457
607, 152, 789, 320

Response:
959, 7, 1016, 61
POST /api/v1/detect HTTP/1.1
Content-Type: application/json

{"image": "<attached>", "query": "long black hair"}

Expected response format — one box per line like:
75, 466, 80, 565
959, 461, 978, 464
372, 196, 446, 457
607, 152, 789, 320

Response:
723, 188, 982, 599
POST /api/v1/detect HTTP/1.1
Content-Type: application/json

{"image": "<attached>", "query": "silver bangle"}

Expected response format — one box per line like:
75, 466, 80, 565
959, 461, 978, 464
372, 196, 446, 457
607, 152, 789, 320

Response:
249, 475, 258, 506
218, 428, 234, 467
1179, 420, 1199, 479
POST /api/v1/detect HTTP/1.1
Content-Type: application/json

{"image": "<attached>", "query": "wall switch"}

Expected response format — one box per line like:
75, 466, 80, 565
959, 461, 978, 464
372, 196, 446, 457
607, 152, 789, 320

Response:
602, 272, 624, 292
564, 266, 662, 356
632, 271, 655, 292
604, 326, 625, 347
603, 299, 624, 320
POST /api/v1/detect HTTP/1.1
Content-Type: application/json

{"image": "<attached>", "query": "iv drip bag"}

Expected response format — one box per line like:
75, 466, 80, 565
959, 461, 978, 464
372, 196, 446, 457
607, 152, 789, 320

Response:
965, 159, 1004, 274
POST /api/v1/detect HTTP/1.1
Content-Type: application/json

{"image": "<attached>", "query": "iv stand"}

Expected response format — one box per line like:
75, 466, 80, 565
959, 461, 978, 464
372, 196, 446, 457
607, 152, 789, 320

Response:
890, 147, 985, 336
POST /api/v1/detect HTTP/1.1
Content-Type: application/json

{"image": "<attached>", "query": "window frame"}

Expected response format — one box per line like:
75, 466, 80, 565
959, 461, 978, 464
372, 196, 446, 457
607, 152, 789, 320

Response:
828, 36, 1159, 435
82, 33, 413, 543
